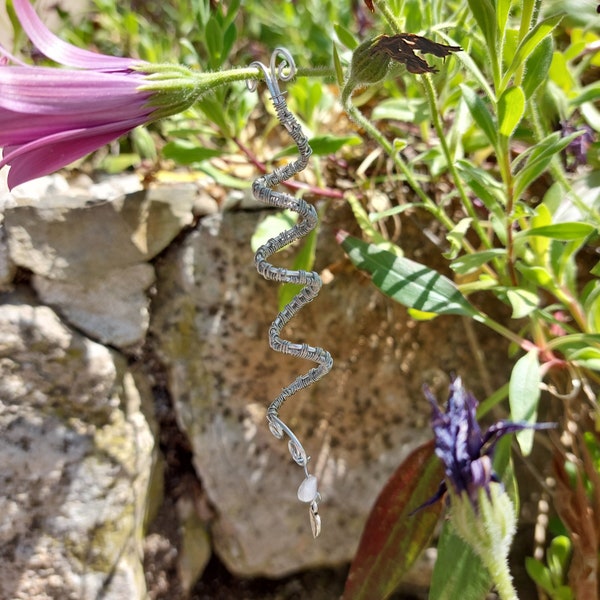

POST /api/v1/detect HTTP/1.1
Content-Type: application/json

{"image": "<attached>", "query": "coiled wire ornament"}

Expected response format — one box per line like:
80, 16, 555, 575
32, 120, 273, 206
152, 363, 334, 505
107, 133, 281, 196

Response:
247, 48, 333, 538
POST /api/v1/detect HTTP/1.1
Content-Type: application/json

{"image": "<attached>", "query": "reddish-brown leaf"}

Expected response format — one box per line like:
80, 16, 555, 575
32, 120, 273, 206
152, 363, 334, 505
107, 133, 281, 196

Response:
342, 440, 445, 600
364, 0, 375, 12
553, 444, 599, 600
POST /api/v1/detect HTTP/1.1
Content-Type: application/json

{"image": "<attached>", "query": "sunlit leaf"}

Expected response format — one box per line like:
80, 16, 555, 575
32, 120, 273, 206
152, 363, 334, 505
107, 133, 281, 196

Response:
338, 232, 480, 317
509, 349, 540, 456
498, 86, 525, 138
516, 222, 596, 242
506, 288, 539, 318
342, 441, 444, 600
501, 15, 563, 90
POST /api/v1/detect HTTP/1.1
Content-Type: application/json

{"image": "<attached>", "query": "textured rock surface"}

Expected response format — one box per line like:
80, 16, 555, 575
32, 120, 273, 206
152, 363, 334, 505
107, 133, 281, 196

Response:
3, 184, 196, 347
0, 294, 155, 600
151, 208, 508, 577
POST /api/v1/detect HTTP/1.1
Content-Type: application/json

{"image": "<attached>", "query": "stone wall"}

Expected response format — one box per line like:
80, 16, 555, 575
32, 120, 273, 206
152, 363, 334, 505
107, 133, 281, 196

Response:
0, 175, 511, 597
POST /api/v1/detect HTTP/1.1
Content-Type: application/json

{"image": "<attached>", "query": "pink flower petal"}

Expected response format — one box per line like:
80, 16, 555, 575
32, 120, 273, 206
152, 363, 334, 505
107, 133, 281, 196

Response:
1, 117, 149, 188
13, 0, 144, 71
0, 67, 151, 114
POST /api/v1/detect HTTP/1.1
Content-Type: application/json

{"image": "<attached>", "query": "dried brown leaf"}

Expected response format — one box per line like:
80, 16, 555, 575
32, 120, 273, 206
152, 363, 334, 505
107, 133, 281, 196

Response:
372, 34, 462, 74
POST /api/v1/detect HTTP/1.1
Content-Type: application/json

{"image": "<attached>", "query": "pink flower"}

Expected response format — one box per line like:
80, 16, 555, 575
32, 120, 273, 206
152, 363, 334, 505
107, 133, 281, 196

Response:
0, 0, 156, 189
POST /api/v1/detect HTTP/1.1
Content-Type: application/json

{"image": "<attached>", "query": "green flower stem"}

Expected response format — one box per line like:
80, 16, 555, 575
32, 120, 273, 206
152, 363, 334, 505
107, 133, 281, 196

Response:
421, 74, 493, 250
341, 86, 455, 233
474, 311, 530, 351
373, 0, 402, 34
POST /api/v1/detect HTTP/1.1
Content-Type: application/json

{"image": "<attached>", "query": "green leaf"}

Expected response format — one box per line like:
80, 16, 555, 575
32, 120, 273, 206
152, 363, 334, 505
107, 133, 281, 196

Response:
338, 232, 480, 317
506, 288, 539, 318
205, 15, 223, 68
451, 249, 506, 275
467, 0, 497, 55
430, 522, 492, 600
251, 210, 298, 252
523, 36, 553, 98
461, 85, 498, 149
509, 349, 540, 456
444, 218, 472, 260
516, 222, 596, 242
309, 134, 362, 155
525, 557, 555, 595
162, 140, 223, 165
497, 86, 525, 138
334, 22, 358, 50
333, 43, 345, 87
570, 81, 600, 107
501, 15, 563, 91
342, 441, 444, 600
513, 131, 584, 199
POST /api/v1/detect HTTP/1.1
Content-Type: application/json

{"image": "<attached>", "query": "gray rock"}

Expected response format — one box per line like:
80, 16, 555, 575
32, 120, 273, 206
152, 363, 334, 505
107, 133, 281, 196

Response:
0, 295, 155, 600
4, 186, 196, 347
151, 209, 500, 577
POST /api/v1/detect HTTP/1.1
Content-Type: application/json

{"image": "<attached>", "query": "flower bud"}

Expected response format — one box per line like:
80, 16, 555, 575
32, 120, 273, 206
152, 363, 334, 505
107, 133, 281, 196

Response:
347, 36, 391, 86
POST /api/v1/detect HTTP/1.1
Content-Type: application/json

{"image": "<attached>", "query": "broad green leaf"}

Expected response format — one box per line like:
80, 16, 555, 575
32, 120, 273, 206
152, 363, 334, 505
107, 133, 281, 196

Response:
342, 441, 444, 600
506, 288, 539, 318
460, 85, 498, 149
430, 521, 491, 600
523, 36, 553, 98
162, 140, 223, 165
338, 232, 480, 317
509, 349, 540, 456
334, 23, 358, 50
451, 249, 506, 275
498, 86, 525, 138
516, 222, 596, 242
501, 15, 563, 91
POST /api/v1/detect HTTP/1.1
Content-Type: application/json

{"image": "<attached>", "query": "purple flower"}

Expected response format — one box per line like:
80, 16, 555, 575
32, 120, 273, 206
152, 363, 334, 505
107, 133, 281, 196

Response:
424, 377, 551, 508
0, 0, 182, 189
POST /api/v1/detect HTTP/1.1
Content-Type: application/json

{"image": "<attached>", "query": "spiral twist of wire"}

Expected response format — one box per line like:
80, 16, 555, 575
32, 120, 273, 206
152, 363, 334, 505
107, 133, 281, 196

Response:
248, 48, 333, 538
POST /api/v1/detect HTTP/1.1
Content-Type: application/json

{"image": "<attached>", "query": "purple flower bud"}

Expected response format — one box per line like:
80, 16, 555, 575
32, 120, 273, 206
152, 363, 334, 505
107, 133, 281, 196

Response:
423, 376, 553, 509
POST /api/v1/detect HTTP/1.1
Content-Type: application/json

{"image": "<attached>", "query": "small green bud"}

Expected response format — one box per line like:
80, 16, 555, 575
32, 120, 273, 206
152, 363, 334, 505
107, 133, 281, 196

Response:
348, 36, 391, 86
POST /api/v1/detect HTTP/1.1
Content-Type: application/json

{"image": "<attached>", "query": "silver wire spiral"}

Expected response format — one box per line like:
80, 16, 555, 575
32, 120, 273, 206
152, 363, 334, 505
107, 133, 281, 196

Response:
248, 48, 333, 538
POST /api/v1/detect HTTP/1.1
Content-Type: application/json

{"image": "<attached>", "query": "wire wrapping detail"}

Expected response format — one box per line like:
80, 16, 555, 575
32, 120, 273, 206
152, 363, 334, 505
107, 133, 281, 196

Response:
248, 48, 333, 538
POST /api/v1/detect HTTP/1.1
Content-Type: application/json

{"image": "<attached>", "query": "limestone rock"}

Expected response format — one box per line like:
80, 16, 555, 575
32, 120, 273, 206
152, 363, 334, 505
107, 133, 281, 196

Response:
3, 185, 196, 347
0, 295, 155, 600
151, 209, 508, 577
